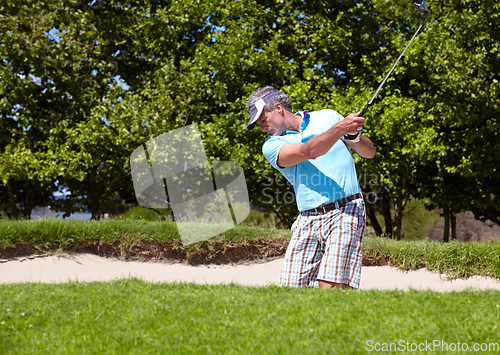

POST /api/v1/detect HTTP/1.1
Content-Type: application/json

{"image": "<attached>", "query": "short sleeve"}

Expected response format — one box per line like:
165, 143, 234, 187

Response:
322, 109, 345, 142
262, 136, 289, 170
322, 109, 344, 126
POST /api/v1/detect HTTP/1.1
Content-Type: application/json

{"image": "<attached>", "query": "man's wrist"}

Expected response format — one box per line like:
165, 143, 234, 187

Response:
344, 132, 361, 143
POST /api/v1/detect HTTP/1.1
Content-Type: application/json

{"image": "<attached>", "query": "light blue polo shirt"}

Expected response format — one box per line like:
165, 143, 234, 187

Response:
262, 109, 361, 212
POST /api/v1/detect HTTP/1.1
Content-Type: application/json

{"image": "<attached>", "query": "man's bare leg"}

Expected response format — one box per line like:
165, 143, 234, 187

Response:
318, 280, 352, 289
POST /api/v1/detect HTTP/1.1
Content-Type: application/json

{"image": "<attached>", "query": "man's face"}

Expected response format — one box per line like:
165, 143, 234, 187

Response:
256, 106, 286, 136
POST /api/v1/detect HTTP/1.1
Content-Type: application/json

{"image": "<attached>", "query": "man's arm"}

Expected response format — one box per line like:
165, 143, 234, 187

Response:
344, 136, 375, 158
277, 112, 368, 168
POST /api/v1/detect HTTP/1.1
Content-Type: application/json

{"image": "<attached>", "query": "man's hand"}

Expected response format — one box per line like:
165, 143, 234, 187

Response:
340, 112, 365, 136
341, 112, 375, 158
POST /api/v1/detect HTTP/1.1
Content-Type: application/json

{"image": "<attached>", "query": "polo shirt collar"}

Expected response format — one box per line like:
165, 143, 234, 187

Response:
281, 110, 309, 136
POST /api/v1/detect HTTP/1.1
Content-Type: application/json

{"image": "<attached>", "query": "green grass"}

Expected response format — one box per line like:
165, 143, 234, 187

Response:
0, 280, 499, 354
0, 218, 178, 248
363, 236, 500, 279
0, 218, 288, 250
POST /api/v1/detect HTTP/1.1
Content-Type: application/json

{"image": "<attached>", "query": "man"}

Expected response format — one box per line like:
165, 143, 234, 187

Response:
246, 86, 375, 289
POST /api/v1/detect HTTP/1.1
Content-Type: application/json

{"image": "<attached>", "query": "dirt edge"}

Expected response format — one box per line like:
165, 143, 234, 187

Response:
1, 238, 388, 266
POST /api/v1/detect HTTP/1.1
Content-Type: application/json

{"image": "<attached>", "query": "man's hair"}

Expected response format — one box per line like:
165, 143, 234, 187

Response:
246, 86, 293, 113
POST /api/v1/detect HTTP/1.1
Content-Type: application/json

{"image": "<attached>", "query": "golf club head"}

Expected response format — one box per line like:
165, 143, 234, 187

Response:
412, 0, 429, 18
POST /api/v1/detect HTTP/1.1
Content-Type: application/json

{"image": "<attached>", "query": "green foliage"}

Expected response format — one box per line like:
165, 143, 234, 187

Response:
117, 205, 172, 221
0, 0, 498, 233
240, 208, 277, 228
401, 200, 441, 241
373, 199, 441, 241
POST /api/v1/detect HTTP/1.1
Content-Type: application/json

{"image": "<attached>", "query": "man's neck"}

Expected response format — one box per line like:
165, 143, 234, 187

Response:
286, 112, 303, 132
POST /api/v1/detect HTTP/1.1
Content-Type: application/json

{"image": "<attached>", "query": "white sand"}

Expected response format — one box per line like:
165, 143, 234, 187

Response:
1, 253, 499, 292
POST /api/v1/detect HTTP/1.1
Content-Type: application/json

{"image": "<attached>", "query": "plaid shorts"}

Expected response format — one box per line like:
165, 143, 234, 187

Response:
280, 196, 366, 289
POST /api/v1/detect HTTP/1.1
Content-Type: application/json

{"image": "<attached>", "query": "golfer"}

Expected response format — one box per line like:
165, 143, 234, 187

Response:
246, 86, 375, 289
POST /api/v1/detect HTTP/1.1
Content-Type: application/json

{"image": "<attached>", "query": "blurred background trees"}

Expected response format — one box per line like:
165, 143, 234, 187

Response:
1, 0, 498, 240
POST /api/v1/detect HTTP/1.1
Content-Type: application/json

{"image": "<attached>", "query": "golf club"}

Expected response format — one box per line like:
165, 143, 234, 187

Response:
345, 0, 429, 140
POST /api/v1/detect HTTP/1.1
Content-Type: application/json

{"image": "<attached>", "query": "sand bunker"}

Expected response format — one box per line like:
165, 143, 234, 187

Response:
1, 253, 499, 292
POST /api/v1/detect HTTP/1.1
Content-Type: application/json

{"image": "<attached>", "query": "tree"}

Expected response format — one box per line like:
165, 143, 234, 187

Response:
0, 1, 68, 218
407, 0, 500, 239
1, 0, 498, 235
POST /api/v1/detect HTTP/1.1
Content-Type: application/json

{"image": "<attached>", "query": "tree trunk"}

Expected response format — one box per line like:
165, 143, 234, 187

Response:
394, 197, 404, 240
443, 205, 450, 242
23, 187, 35, 219
87, 168, 105, 220
6, 180, 19, 219
451, 213, 457, 241
366, 201, 383, 236
89, 191, 103, 220
382, 188, 393, 238
91, 204, 104, 220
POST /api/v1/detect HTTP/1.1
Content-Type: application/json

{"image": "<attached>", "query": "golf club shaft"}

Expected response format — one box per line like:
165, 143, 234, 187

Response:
360, 16, 427, 118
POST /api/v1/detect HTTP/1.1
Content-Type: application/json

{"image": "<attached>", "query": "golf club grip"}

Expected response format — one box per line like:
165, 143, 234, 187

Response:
360, 103, 370, 117
346, 103, 370, 139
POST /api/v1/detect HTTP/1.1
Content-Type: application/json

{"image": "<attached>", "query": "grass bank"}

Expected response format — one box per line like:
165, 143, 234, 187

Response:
363, 237, 500, 279
0, 218, 499, 278
0, 218, 286, 248
0, 218, 290, 264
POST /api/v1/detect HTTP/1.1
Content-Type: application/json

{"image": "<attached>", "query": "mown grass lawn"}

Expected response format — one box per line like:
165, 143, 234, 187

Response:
1, 280, 499, 354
